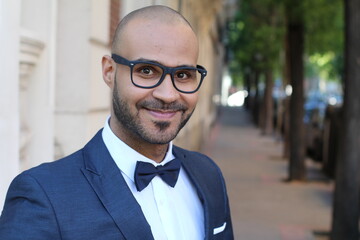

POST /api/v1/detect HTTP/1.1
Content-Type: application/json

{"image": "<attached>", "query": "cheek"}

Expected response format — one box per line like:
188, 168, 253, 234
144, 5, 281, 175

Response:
115, 75, 149, 103
183, 94, 198, 110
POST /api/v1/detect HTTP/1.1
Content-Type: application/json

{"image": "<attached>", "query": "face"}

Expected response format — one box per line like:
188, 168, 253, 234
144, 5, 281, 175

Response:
104, 19, 200, 145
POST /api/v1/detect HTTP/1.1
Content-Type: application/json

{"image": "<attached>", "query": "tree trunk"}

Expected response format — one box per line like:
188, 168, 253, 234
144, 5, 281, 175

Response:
282, 28, 291, 159
287, 2, 306, 181
283, 96, 290, 159
262, 69, 274, 135
259, 92, 266, 131
252, 70, 260, 125
331, 0, 360, 239
244, 72, 251, 110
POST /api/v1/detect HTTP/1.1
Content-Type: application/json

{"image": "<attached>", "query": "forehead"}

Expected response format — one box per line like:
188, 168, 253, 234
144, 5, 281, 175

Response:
118, 18, 199, 66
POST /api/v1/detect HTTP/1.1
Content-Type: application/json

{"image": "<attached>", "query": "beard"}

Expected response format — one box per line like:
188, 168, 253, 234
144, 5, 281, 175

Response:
112, 81, 194, 145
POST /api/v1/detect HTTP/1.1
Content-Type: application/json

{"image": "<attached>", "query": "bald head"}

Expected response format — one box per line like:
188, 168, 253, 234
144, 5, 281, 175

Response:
111, 5, 194, 53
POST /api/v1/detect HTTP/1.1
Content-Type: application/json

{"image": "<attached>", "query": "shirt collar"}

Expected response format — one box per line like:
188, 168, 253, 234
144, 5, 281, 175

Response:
102, 116, 175, 182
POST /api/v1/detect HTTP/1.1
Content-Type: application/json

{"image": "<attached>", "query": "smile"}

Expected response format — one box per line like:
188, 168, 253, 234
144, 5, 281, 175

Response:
146, 108, 179, 120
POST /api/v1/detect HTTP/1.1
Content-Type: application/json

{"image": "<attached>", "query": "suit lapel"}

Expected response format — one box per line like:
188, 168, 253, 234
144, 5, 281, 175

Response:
173, 147, 212, 239
81, 130, 154, 240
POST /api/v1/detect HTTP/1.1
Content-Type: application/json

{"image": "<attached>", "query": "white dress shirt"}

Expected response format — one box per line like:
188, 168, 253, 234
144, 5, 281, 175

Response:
102, 117, 204, 240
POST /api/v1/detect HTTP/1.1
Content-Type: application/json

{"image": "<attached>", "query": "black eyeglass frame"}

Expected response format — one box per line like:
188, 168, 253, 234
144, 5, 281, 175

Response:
111, 53, 207, 94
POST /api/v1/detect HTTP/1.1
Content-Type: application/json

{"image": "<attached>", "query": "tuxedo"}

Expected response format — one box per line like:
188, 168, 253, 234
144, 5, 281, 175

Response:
0, 130, 233, 239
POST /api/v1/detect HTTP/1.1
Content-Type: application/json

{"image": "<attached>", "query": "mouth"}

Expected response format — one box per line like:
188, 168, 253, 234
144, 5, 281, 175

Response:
139, 100, 187, 120
145, 108, 179, 120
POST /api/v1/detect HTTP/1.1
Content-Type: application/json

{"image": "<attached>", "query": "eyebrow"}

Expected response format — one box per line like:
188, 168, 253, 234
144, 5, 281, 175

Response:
135, 57, 196, 68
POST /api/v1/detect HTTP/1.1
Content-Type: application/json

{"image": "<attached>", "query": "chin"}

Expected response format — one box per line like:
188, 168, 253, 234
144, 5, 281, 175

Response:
143, 127, 179, 145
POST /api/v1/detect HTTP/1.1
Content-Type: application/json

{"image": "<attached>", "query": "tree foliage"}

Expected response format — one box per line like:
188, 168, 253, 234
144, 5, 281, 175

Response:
304, 0, 344, 82
227, 0, 285, 86
227, 0, 344, 85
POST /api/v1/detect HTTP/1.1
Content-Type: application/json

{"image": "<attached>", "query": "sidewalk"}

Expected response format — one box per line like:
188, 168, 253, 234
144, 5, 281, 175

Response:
200, 106, 333, 240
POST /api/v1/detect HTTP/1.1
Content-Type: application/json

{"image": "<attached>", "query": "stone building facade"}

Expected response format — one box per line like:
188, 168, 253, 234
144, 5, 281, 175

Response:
0, 0, 236, 207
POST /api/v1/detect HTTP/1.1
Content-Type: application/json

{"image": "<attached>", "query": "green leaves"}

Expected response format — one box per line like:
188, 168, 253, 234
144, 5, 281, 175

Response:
227, 0, 285, 85
304, 0, 344, 55
227, 0, 344, 85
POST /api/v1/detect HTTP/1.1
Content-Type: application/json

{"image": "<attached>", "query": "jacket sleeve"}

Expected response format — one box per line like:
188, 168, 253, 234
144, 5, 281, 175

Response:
0, 173, 61, 240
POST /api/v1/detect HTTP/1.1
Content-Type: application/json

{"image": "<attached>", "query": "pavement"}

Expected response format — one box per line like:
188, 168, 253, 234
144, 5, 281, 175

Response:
200, 106, 334, 240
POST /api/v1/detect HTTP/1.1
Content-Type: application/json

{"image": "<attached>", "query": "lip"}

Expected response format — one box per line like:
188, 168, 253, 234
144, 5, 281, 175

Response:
146, 109, 178, 120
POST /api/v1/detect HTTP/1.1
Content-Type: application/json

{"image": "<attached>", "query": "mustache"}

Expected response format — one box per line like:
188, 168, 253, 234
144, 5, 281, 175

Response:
138, 100, 188, 112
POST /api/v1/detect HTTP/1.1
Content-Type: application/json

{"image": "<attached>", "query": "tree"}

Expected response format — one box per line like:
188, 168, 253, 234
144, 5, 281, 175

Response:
304, 0, 344, 85
284, 0, 344, 180
286, 0, 306, 180
331, 0, 360, 239
227, 0, 284, 132
227, 0, 344, 182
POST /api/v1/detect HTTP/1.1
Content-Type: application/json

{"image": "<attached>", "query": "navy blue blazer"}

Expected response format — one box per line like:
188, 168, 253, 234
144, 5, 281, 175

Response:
0, 130, 233, 240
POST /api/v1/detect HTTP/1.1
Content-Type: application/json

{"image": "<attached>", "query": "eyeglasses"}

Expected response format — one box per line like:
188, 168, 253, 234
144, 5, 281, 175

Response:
111, 54, 207, 94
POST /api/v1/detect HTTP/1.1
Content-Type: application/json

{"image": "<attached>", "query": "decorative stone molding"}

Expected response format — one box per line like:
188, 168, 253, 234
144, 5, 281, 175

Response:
19, 123, 32, 168
19, 29, 45, 90
54, 138, 64, 160
18, 29, 45, 166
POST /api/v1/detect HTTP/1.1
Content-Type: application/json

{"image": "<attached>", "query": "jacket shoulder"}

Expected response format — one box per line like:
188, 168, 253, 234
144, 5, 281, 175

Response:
173, 145, 223, 176
22, 149, 84, 179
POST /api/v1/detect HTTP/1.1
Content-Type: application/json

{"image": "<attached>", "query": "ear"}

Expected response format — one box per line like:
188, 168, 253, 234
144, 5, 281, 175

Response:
102, 55, 115, 89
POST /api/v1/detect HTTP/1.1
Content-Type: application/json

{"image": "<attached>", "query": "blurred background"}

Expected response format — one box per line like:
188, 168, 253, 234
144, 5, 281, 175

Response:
1, 0, 359, 239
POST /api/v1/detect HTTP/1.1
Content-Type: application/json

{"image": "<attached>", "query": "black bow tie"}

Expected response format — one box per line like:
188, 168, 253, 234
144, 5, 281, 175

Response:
134, 158, 181, 192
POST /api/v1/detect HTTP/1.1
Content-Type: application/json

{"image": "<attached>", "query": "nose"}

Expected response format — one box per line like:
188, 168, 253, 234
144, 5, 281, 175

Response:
152, 74, 180, 103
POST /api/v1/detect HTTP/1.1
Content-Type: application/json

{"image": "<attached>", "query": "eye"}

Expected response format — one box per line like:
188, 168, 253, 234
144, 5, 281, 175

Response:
133, 63, 162, 79
140, 67, 153, 75
176, 72, 189, 79
175, 69, 196, 80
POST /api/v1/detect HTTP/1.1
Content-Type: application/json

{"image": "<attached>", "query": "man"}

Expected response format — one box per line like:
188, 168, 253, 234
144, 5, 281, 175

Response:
0, 5, 233, 240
